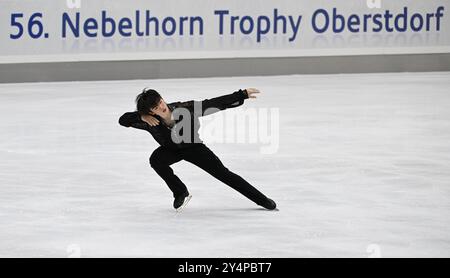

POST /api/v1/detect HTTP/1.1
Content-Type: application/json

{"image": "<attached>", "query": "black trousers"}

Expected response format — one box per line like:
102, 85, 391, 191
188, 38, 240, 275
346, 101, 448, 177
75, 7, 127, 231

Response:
149, 143, 269, 206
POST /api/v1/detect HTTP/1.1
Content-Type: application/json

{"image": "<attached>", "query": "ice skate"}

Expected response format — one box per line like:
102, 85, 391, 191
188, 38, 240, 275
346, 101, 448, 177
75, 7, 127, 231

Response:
261, 198, 277, 210
174, 193, 192, 212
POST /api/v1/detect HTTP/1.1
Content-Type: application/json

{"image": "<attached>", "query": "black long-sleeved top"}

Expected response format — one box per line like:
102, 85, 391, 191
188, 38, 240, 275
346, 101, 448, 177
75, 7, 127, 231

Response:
119, 89, 249, 150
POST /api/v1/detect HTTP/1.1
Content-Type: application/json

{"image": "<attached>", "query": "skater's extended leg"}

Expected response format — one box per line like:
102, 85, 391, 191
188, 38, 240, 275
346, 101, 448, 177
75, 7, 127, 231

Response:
149, 146, 188, 198
184, 145, 273, 208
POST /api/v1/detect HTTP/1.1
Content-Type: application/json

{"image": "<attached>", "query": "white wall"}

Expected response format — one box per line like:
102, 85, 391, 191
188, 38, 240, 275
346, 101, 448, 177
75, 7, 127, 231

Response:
1, 0, 449, 64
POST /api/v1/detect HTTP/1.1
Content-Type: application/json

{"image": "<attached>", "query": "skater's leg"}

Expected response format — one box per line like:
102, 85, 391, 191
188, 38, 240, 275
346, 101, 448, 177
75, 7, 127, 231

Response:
184, 145, 270, 207
149, 146, 188, 198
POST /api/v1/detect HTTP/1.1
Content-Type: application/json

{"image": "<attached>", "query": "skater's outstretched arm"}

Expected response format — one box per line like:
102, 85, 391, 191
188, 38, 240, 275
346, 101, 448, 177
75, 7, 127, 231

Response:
201, 88, 247, 116
175, 88, 260, 117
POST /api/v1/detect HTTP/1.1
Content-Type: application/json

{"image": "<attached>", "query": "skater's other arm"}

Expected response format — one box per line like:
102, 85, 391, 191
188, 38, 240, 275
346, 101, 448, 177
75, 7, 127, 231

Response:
186, 88, 260, 116
140, 114, 160, 127
118, 111, 159, 130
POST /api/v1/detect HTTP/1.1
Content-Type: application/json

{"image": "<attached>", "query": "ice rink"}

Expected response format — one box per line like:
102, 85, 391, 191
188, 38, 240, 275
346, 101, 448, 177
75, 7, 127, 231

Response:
0, 72, 449, 257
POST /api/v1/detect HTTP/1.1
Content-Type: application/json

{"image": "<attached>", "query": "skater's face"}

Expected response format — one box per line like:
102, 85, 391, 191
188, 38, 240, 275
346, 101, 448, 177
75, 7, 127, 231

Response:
150, 98, 170, 117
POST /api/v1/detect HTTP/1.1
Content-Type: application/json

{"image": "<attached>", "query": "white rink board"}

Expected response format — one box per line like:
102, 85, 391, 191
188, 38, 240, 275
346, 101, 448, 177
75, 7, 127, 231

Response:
0, 0, 449, 63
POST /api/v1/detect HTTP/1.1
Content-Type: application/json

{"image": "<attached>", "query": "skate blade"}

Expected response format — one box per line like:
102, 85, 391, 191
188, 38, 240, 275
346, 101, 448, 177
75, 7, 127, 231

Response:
175, 194, 192, 213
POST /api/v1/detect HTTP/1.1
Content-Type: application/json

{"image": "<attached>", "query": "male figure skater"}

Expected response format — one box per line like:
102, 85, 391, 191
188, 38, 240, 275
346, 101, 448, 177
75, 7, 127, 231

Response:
119, 87, 276, 211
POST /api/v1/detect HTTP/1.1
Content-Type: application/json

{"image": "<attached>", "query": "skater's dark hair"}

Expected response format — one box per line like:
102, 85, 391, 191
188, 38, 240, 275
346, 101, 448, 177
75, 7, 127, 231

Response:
136, 88, 162, 115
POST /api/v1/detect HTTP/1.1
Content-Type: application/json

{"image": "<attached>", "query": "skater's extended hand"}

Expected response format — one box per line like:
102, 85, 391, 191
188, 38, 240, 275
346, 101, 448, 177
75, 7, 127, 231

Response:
141, 114, 160, 126
245, 88, 260, 99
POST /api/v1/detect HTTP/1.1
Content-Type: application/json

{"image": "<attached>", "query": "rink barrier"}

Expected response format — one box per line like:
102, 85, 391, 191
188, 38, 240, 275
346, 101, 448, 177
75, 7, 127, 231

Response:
0, 53, 449, 83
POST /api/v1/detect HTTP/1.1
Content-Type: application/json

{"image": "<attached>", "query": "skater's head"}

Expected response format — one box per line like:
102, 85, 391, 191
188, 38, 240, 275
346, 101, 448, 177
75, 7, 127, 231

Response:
136, 88, 170, 117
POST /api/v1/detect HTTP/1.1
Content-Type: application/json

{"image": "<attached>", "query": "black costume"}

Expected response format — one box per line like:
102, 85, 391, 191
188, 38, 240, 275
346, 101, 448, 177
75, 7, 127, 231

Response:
119, 89, 275, 209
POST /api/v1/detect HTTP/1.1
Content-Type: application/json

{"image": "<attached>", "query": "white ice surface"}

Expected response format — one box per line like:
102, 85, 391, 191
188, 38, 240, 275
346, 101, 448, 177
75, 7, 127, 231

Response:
0, 72, 449, 257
